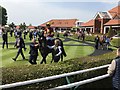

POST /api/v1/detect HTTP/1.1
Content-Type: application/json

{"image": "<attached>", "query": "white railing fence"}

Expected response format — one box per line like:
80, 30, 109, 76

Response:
0, 64, 110, 89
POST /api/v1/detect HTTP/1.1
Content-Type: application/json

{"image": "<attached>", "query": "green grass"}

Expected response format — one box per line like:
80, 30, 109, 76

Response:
0, 36, 95, 67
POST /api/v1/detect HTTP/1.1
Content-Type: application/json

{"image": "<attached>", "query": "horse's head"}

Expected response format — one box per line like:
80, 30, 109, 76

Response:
38, 35, 47, 48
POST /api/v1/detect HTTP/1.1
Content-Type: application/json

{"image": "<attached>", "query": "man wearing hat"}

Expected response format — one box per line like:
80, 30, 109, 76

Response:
44, 22, 54, 46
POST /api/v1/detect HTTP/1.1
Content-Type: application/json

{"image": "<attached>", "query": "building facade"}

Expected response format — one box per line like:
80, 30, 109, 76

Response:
81, 5, 120, 34
39, 19, 80, 32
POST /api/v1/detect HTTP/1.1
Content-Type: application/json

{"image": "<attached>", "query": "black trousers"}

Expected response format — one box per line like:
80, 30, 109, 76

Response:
2, 40, 8, 49
29, 55, 37, 64
15, 48, 25, 60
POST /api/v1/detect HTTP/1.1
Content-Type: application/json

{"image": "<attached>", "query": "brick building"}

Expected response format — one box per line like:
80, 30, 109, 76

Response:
81, 5, 120, 34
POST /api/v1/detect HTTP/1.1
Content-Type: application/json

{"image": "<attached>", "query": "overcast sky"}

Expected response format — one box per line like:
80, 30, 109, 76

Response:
0, 0, 119, 26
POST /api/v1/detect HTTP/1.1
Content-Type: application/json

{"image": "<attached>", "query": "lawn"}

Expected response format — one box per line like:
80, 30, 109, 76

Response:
0, 34, 95, 67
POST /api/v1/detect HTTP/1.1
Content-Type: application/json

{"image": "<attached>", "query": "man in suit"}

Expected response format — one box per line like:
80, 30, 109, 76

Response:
2, 28, 8, 49
29, 38, 39, 64
12, 35, 26, 61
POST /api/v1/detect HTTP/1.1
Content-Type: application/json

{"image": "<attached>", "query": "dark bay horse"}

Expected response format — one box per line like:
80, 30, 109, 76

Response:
38, 35, 66, 64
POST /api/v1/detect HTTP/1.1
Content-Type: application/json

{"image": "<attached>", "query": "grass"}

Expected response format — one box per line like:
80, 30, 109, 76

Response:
0, 35, 95, 67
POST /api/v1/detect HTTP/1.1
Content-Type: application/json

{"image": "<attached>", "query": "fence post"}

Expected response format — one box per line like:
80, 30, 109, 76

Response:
65, 76, 73, 90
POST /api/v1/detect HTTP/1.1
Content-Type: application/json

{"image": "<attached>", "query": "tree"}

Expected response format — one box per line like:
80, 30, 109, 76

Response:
9, 22, 15, 28
107, 26, 116, 37
0, 6, 8, 26
19, 22, 26, 30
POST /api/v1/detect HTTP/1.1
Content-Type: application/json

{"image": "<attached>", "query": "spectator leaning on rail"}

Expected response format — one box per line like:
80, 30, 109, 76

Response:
107, 48, 120, 90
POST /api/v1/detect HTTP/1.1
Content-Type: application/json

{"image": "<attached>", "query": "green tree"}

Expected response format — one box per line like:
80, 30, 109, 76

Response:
19, 22, 26, 30
107, 26, 116, 37
0, 6, 8, 26
9, 22, 15, 28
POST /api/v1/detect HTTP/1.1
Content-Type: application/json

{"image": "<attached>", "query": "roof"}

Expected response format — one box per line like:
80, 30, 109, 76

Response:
108, 6, 120, 18
81, 19, 94, 27
28, 26, 35, 29
104, 19, 120, 26
108, 6, 120, 14
40, 19, 78, 28
16, 26, 20, 29
99, 12, 111, 19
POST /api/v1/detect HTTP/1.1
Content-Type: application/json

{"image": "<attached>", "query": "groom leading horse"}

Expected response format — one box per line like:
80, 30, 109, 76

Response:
38, 22, 66, 64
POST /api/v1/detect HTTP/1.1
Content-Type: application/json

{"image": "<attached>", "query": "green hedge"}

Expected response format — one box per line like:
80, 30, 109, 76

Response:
85, 35, 95, 42
72, 34, 95, 42
111, 38, 120, 47
2, 50, 116, 90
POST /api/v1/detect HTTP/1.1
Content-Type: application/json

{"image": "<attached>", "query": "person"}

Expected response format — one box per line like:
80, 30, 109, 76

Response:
77, 31, 82, 41
107, 48, 120, 90
81, 31, 85, 41
44, 22, 54, 46
29, 38, 39, 64
2, 28, 8, 49
33, 29, 38, 39
105, 36, 110, 50
12, 35, 26, 61
95, 35, 100, 49
29, 30, 33, 40
48, 39, 62, 62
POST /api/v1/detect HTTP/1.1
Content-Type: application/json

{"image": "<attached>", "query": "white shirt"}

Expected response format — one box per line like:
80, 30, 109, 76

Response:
48, 45, 62, 56
107, 60, 116, 76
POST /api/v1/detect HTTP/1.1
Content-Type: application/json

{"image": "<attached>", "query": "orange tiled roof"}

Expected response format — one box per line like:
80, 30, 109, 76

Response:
81, 19, 94, 27
40, 19, 78, 28
28, 26, 35, 29
109, 6, 120, 14
109, 6, 120, 18
16, 26, 20, 29
104, 19, 120, 26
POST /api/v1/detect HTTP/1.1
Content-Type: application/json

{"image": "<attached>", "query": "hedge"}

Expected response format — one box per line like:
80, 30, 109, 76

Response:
111, 38, 120, 47
85, 35, 95, 42
2, 50, 116, 90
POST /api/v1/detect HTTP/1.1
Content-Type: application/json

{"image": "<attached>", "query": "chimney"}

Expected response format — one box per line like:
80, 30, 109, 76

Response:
118, 1, 120, 6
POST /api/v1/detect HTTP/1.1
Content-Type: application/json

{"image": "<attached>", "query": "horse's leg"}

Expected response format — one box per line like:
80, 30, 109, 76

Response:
40, 55, 47, 64
61, 54, 63, 62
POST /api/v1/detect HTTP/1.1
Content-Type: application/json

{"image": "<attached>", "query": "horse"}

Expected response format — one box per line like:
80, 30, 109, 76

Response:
38, 34, 66, 64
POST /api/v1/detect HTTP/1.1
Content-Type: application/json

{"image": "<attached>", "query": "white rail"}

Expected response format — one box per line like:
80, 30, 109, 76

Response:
48, 74, 110, 90
0, 64, 110, 89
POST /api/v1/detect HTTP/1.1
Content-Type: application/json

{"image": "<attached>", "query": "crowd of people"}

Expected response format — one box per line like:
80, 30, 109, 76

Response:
1, 22, 67, 64
95, 35, 111, 50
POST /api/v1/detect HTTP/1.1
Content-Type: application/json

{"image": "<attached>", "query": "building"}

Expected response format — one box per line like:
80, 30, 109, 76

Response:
81, 5, 120, 34
39, 19, 80, 32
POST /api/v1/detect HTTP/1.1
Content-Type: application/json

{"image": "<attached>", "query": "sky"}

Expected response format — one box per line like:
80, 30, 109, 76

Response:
0, 0, 119, 26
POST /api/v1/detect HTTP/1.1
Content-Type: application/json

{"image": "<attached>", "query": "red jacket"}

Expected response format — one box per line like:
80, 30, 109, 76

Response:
44, 27, 54, 37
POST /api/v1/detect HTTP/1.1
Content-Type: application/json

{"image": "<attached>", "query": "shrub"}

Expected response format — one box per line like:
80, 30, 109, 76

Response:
111, 38, 120, 47
107, 26, 116, 37
85, 35, 95, 42
1, 51, 116, 90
